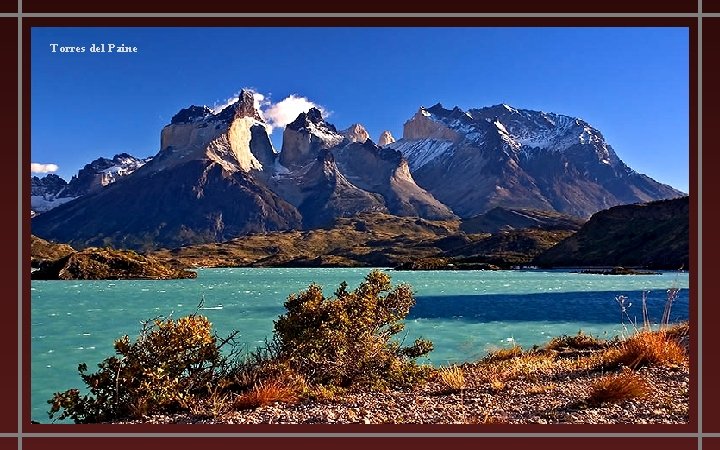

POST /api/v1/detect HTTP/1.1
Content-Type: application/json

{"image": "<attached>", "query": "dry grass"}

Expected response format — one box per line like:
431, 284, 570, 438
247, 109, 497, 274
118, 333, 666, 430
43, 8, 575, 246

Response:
610, 331, 687, 369
545, 332, 606, 352
484, 344, 523, 362
587, 370, 649, 406
233, 378, 300, 410
664, 322, 690, 345
438, 365, 466, 392
472, 351, 557, 385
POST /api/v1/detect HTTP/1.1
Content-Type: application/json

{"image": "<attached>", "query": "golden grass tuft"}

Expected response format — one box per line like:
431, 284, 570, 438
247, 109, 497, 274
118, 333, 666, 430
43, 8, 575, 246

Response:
438, 365, 466, 392
484, 344, 523, 362
545, 331, 606, 352
587, 370, 649, 406
611, 331, 687, 369
489, 379, 505, 392
233, 378, 299, 410
472, 351, 557, 385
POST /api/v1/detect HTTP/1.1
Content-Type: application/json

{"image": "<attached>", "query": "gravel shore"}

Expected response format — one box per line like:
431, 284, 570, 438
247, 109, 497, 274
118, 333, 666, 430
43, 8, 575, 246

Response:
115, 334, 690, 425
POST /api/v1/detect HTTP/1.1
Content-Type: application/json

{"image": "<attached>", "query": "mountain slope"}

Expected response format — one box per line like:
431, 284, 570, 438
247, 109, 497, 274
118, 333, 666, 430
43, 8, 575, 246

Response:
534, 196, 689, 269
31, 153, 151, 217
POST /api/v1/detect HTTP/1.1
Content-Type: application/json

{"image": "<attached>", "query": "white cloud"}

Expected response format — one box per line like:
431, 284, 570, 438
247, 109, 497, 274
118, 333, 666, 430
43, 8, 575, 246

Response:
211, 89, 327, 135
31, 163, 59, 173
262, 94, 328, 133
211, 91, 242, 114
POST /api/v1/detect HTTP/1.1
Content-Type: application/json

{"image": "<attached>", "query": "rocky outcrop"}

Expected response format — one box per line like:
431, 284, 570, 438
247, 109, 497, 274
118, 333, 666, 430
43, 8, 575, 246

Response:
154, 90, 271, 174
402, 107, 463, 142
31, 153, 149, 217
333, 141, 455, 220
30, 234, 75, 268
31, 247, 197, 280
275, 150, 388, 229
66, 153, 150, 196
271, 109, 454, 227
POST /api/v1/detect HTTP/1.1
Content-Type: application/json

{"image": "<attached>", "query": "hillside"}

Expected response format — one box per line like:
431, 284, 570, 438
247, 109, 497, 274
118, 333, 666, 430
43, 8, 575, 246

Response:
150, 213, 574, 269
534, 196, 689, 269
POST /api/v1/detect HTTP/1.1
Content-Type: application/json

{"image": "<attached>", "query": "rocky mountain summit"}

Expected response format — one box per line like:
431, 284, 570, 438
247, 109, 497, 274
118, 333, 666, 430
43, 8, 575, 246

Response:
377, 130, 396, 146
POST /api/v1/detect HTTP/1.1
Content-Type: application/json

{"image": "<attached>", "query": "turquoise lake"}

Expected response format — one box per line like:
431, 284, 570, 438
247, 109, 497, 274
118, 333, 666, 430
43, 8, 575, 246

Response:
30, 268, 690, 423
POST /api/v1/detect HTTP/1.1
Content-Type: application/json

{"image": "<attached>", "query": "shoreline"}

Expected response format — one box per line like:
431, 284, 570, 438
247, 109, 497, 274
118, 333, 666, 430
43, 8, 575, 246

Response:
109, 325, 690, 425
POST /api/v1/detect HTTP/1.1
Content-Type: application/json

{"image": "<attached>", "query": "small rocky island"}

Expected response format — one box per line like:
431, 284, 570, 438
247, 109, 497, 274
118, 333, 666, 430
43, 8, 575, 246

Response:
31, 235, 196, 280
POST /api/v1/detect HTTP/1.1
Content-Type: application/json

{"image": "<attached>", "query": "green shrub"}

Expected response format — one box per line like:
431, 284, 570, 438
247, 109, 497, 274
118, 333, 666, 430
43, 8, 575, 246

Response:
48, 315, 223, 423
272, 269, 433, 389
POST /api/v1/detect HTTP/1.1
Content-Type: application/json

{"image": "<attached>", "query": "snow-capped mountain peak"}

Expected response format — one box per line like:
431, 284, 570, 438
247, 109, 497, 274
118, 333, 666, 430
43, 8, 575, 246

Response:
388, 101, 682, 218
31, 152, 150, 216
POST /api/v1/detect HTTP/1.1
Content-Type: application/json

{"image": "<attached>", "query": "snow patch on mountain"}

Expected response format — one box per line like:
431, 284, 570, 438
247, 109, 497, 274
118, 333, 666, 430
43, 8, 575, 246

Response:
31, 195, 77, 217
389, 139, 455, 171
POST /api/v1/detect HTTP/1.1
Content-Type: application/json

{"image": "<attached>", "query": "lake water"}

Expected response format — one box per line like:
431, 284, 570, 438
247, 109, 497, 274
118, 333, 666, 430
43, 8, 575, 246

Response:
31, 268, 690, 423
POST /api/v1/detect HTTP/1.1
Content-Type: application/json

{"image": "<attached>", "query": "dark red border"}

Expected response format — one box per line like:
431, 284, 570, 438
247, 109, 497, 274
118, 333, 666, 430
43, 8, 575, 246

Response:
702, 17, 719, 433
17, 16, 700, 28
21, 437, 701, 450
19, 11, 702, 450
22, 0, 699, 14
1, 16, 19, 435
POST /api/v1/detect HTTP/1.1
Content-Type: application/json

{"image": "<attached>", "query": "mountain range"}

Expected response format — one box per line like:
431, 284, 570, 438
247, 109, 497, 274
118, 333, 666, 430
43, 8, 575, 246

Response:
31, 153, 149, 217
31, 90, 684, 250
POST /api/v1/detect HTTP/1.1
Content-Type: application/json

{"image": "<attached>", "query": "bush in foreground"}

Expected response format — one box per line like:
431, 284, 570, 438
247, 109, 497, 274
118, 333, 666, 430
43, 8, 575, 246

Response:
271, 270, 434, 389
48, 315, 224, 423
48, 270, 433, 422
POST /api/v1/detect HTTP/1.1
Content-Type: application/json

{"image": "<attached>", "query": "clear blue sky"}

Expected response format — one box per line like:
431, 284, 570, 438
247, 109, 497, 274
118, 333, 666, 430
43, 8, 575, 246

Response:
31, 27, 689, 193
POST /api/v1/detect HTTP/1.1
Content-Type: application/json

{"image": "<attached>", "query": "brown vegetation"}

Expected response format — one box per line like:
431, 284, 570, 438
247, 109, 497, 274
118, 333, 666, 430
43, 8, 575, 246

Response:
149, 213, 574, 270
587, 370, 649, 406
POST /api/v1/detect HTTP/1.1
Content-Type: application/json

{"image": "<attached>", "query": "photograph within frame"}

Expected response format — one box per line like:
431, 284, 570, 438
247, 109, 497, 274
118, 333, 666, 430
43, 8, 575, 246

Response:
25, 22, 690, 430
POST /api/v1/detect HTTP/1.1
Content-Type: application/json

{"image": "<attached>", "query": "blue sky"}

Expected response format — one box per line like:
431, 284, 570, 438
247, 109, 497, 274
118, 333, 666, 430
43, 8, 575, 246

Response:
31, 27, 689, 192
